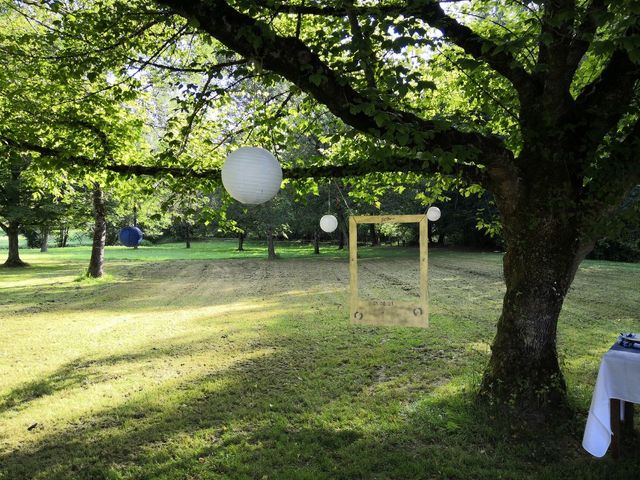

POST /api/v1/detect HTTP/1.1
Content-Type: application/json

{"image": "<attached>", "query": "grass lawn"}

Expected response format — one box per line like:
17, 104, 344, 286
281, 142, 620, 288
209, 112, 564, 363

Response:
1, 240, 639, 479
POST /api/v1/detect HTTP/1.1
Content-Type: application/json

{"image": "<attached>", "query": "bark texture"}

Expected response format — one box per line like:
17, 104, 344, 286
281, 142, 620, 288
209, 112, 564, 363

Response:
3, 223, 26, 267
267, 232, 277, 260
87, 184, 106, 278
479, 226, 588, 409
58, 227, 69, 248
369, 224, 379, 246
40, 227, 49, 252
478, 138, 600, 409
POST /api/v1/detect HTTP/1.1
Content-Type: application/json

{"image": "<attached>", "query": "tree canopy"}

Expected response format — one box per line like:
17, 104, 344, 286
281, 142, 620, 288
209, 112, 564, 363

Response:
1, 0, 639, 413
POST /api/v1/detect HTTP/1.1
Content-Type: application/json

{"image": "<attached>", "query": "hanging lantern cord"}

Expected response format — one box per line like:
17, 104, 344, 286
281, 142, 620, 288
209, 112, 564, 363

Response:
333, 179, 353, 215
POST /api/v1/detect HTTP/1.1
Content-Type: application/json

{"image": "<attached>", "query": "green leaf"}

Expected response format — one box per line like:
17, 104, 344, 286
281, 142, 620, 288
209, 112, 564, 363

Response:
309, 72, 324, 86
374, 113, 387, 128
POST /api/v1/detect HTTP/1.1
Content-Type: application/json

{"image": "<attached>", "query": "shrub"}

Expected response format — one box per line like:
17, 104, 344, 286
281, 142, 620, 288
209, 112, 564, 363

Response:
587, 239, 640, 263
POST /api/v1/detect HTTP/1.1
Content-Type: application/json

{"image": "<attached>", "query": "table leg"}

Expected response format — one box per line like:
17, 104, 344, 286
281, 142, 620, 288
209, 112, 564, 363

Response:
611, 399, 621, 459
622, 401, 634, 434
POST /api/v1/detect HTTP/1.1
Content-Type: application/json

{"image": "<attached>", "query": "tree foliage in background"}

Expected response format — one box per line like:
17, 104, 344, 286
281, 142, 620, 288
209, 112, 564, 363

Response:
144, 0, 640, 413
1, 0, 640, 414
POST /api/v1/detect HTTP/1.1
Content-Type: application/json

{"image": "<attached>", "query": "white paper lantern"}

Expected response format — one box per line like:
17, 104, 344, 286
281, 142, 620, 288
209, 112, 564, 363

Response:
427, 206, 441, 222
221, 147, 283, 204
320, 214, 338, 233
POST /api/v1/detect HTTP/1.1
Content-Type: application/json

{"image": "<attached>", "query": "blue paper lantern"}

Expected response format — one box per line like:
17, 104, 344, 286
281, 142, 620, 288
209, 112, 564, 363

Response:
119, 226, 143, 247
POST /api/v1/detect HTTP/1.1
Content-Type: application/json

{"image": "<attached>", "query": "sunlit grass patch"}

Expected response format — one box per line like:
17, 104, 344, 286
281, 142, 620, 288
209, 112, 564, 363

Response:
0, 241, 639, 479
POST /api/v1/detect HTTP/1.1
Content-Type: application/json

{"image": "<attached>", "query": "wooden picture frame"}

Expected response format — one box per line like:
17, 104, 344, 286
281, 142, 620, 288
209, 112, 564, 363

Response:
349, 214, 429, 328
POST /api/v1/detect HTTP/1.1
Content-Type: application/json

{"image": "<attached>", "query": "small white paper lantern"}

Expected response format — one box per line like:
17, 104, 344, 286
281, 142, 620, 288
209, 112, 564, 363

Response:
221, 147, 283, 204
427, 206, 441, 222
320, 214, 338, 233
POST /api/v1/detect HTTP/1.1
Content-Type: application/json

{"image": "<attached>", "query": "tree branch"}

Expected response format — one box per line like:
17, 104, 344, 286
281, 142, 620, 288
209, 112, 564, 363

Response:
573, 48, 640, 153
566, 0, 607, 77
250, 0, 473, 18
535, 0, 579, 111
126, 57, 247, 73
155, 0, 512, 171
57, 118, 111, 158
537, 0, 577, 63
346, 2, 377, 89
584, 117, 640, 218
413, 0, 536, 96
250, 0, 405, 17
176, 70, 217, 156
286, 157, 487, 183
0, 134, 489, 185
605, 118, 640, 190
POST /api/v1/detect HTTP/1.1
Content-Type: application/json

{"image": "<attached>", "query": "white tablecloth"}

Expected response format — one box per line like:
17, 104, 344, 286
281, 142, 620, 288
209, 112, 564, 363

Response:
582, 343, 640, 457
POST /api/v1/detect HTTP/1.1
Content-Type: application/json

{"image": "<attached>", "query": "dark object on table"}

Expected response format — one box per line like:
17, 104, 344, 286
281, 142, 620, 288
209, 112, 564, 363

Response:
618, 333, 640, 349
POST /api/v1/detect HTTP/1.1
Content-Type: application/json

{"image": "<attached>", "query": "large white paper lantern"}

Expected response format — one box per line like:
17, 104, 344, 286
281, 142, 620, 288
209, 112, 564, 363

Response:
320, 214, 338, 233
221, 147, 283, 204
427, 206, 441, 222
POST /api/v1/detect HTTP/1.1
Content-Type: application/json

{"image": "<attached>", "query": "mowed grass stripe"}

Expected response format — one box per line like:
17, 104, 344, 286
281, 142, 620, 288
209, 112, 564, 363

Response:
0, 241, 639, 479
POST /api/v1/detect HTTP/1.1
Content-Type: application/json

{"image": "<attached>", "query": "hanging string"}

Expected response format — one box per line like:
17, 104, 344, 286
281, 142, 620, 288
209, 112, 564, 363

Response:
333, 179, 354, 215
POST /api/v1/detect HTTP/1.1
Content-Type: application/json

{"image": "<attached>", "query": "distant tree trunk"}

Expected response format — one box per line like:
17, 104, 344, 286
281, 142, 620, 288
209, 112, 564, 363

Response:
40, 226, 49, 252
313, 229, 320, 254
87, 184, 106, 278
370, 224, 379, 246
185, 222, 191, 249
267, 231, 277, 259
438, 232, 445, 246
2, 222, 26, 267
132, 205, 139, 250
58, 227, 69, 248
237, 232, 245, 251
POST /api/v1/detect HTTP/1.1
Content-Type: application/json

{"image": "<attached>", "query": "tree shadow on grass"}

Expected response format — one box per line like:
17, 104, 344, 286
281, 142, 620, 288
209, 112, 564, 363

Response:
2, 315, 638, 480
0, 331, 245, 415
0, 361, 95, 414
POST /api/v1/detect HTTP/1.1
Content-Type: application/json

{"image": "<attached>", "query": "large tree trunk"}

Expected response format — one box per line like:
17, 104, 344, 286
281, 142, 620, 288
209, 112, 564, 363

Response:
266, 232, 277, 260
40, 226, 49, 252
237, 232, 245, 251
87, 184, 106, 278
479, 174, 594, 412
185, 222, 191, 249
3, 223, 26, 267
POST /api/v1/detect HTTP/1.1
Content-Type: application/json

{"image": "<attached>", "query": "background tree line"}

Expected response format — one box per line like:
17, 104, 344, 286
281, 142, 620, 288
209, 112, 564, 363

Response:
4, 175, 640, 263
